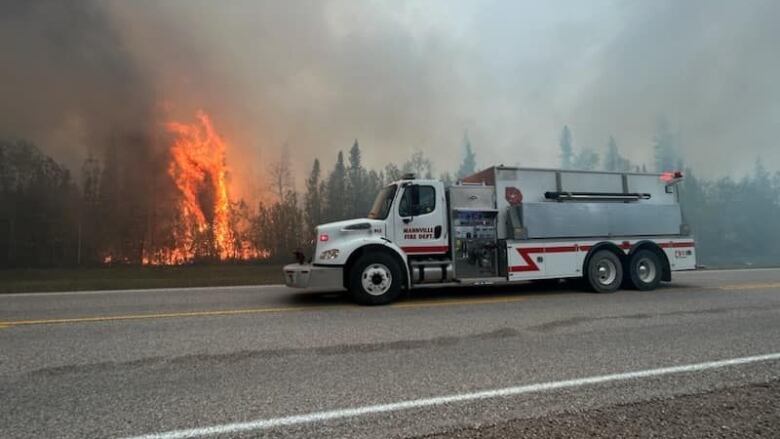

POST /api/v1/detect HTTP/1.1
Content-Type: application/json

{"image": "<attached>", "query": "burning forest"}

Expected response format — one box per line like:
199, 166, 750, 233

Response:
155, 111, 262, 264
94, 110, 265, 266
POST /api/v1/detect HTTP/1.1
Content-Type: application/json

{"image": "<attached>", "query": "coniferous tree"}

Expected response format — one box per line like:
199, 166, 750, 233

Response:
363, 169, 383, 214
79, 153, 101, 265
324, 151, 347, 222
439, 172, 454, 187
560, 126, 573, 169
457, 132, 477, 178
384, 163, 402, 183
603, 136, 631, 172
653, 118, 681, 172
304, 159, 323, 237
604, 136, 620, 171
572, 148, 600, 171
346, 140, 367, 218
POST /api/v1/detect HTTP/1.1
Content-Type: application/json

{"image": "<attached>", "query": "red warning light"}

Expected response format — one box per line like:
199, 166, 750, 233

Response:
505, 186, 523, 205
660, 171, 683, 183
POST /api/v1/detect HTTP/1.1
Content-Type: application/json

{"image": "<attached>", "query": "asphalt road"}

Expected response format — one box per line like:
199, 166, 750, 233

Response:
2, 268, 780, 438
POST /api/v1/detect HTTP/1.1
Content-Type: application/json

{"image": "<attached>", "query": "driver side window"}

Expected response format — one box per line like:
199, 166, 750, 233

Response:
399, 185, 436, 217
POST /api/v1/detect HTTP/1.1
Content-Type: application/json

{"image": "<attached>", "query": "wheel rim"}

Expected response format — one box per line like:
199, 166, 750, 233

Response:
636, 257, 657, 283
595, 259, 617, 285
361, 263, 392, 296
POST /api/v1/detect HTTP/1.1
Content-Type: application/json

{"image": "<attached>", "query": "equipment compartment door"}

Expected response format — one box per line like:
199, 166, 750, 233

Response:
507, 244, 547, 281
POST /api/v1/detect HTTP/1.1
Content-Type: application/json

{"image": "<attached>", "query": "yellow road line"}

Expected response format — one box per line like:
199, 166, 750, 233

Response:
0, 296, 527, 327
720, 282, 780, 290
392, 296, 526, 308
0, 306, 330, 327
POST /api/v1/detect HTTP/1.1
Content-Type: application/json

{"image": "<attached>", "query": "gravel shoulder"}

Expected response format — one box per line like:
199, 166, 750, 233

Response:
412, 378, 780, 438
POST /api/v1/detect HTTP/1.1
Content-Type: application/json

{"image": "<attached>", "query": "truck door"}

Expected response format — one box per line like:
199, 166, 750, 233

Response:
394, 183, 449, 255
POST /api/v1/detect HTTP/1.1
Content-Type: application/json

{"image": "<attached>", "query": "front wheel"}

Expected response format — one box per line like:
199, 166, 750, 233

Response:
348, 252, 403, 305
585, 250, 623, 293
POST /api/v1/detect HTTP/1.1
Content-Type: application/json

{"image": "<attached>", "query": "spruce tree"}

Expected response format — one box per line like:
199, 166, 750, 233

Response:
604, 136, 620, 171
324, 151, 347, 222
347, 140, 367, 217
560, 126, 573, 169
457, 132, 477, 178
304, 159, 322, 236
653, 118, 680, 172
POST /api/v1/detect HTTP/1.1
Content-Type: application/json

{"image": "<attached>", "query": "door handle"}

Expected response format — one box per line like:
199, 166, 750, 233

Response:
434, 225, 442, 239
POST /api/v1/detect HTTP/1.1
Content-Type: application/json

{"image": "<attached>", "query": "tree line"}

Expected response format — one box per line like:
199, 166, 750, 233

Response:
1, 126, 778, 268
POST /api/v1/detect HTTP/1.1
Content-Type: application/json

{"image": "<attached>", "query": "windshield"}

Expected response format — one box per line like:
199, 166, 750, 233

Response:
367, 184, 397, 219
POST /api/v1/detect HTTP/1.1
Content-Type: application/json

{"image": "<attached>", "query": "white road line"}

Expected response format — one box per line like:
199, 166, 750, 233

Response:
121, 352, 780, 439
685, 267, 780, 274
0, 284, 285, 298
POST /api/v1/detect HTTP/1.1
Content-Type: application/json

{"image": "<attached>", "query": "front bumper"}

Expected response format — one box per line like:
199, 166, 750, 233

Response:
283, 264, 343, 290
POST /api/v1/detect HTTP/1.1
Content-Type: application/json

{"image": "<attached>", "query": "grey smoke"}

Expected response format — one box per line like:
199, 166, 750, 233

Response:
1, 0, 778, 192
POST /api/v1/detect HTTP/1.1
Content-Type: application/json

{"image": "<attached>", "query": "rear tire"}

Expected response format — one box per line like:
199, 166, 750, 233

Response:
348, 252, 403, 305
627, 249, 662, 291
585, 250, 623, 293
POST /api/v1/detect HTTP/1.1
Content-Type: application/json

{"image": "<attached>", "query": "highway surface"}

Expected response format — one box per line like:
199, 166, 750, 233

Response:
2, 268, 780, 438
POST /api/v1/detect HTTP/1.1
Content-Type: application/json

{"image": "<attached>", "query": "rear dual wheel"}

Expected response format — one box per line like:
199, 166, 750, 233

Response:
586, 250, 623, 293
626, 249, 662, 291
586, 248, 662, 293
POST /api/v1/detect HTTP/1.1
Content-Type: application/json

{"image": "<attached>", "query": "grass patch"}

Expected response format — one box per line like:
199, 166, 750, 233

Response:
0, 264, 285, 294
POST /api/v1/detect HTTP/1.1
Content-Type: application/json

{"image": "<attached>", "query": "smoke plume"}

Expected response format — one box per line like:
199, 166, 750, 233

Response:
2, 0, 779, 186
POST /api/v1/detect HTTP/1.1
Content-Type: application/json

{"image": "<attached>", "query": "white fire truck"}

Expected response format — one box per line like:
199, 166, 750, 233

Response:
284, 166, 696, 305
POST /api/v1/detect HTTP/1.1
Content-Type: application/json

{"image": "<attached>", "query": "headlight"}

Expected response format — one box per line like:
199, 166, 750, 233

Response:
319, 249, 340, 260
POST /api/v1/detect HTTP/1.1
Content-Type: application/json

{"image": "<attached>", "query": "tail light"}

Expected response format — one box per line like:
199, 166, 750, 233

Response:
319, 233, 329, 242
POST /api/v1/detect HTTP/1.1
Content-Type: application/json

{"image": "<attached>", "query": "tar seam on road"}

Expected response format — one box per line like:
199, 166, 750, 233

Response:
119, 352, 780, 439
0, 297, 527, 327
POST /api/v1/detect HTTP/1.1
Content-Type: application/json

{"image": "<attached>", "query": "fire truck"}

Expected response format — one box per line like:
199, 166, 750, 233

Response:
284, 166, 696, 305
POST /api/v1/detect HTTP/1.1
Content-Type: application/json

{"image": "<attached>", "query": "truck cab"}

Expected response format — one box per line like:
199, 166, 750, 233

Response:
284, 175, 450, 304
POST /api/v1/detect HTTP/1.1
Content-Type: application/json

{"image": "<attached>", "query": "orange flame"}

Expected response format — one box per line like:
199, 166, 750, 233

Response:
163, 111, 241, 263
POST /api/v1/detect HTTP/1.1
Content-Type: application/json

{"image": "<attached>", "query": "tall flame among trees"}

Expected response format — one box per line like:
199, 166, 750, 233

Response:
157, 110, 259, 264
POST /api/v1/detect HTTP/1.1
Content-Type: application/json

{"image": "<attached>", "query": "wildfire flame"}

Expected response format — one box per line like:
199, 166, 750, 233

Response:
161, 110, 251, 263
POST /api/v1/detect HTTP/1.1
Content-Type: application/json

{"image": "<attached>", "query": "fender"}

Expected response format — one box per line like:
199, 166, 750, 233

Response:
582, 241, 626, 276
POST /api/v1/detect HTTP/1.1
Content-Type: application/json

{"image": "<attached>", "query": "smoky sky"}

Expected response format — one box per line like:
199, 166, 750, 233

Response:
1, 0, 778, 193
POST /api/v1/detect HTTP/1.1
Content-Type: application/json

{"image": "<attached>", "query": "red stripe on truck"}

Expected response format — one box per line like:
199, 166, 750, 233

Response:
401, 245, 450, 254
508, 241, 695, 273
509, 247, 545, 272
660, 242, 696, 249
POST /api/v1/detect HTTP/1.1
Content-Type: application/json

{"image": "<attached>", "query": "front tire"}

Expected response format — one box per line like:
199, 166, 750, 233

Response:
627, 249, 662, 291
585, 250, 623, 293
348, 252, 403, 305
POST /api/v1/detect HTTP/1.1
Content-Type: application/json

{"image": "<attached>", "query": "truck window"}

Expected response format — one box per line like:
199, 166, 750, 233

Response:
399, 185, 436, 217
368, 185, 397, 219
